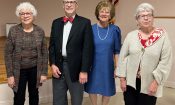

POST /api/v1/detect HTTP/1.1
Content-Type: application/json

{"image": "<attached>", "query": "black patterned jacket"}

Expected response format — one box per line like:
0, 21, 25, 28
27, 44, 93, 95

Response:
4, 24, 48, 92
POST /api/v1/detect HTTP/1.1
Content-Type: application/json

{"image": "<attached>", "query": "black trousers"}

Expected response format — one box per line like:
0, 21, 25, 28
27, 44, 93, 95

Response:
124, 78, 157, 105
52, 60, 84, 105
14, 66, 39, 105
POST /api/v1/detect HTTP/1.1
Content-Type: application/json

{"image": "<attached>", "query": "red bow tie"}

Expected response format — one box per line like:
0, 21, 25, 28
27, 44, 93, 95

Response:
63, 16, 74, 23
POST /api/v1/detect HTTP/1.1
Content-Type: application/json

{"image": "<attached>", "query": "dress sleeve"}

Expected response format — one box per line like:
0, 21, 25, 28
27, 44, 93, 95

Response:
113, 26, 121, 54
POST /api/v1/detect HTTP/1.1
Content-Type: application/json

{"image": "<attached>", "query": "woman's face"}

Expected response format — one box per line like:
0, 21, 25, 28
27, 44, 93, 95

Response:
19, 10, 34, 25
98, 7, 111, 23
137, 10, 154, 29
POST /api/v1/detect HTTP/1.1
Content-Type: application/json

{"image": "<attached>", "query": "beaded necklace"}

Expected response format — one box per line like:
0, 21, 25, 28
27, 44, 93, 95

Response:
96, 24, 109, 40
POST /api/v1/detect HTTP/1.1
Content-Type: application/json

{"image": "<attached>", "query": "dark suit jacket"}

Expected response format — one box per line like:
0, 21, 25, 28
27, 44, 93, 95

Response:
49, 15, 93, 82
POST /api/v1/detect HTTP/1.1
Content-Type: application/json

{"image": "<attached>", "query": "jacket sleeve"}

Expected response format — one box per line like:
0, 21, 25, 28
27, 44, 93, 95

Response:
116, 34, 130, 78
81, 19, 94, 72
41, 30, 48, 76
152, 33, 173, 85
4, 28, 14, 77
49, 21, 56, 66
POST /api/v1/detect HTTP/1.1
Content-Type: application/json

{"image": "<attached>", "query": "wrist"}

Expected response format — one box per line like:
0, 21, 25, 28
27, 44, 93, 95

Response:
120, 77, 126, 81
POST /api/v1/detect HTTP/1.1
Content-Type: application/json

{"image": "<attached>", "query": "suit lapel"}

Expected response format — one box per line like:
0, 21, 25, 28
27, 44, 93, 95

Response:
67, 15, 79, 43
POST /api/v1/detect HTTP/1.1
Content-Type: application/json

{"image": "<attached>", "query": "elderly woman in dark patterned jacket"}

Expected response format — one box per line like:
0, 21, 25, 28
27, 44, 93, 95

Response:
116, 3, 173, 105
4, 2, 48, 105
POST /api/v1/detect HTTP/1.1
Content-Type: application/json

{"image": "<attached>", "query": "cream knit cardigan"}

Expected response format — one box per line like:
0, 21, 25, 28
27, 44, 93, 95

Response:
116, 29, 173, 97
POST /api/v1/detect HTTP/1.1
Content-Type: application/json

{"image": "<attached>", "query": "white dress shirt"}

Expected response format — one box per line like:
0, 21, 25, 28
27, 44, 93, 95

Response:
62, 16, 75, 57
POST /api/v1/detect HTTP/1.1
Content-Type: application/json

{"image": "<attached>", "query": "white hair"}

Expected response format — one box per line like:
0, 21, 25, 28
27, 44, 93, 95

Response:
63, 0, 78, 2
135, 3, 154, 19
15, 2, 37, 17
63, 0, 78, 1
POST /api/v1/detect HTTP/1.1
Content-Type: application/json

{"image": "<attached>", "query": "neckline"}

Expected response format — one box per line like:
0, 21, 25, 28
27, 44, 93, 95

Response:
137, 28, 164, 48
96, 24, 109, 40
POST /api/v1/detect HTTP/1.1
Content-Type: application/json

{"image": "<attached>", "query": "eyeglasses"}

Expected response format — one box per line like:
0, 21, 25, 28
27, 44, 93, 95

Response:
63, 1, 77, 5
99, 10, 110, 14
138, 14, 153, 19
19, 12, 33, 17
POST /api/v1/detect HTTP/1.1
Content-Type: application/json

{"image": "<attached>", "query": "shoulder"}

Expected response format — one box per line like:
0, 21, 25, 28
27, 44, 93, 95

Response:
127, 30, 139, 37
76, 15, 91, 23
34, 25, 44, 31
52, 17, 63, 24
34, 25, 44, 33
153, 27, 170, 41
33, 25, 45, 37
9, 24, 21, 31
124, 30, 139, 41
92, 24, 97, 28
110, 24, 121, 32
155, 27, 168, 36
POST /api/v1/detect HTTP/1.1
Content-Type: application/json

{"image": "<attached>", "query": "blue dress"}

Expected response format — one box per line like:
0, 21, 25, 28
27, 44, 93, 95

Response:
85, 24, 121, 96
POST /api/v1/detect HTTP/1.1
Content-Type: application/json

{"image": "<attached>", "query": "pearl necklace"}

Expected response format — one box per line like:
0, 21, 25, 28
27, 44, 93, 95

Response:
97, 24, 109, 40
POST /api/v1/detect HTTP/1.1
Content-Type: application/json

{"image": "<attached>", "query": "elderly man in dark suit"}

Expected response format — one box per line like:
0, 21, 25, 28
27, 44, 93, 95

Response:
49, 0, 94, 105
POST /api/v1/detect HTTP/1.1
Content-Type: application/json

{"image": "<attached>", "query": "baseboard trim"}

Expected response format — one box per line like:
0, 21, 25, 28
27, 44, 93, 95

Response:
164, 81, 175, 88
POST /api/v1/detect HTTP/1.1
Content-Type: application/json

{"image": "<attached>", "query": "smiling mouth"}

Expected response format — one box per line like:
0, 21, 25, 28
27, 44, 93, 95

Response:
23, 19, 31, 21
144, 22, 150, 24
66, 8, 73, 10
101, 17, 108, 18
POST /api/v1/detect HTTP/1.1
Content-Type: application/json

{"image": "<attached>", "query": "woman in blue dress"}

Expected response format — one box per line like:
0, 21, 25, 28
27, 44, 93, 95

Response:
85, 1, 121, 105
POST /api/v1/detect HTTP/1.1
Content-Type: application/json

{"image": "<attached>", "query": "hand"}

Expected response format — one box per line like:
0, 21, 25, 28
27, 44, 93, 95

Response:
51, 64, 61, 78
8, 76, 15, 88
120, 77, 127, 92
40, 75, 47, 83
79, 72, 88, 84
148, 80, 158, 96
114, 69, 117, 78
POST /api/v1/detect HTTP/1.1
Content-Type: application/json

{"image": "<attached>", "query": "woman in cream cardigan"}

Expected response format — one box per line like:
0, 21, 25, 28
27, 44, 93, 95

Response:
117, 3, 172, 105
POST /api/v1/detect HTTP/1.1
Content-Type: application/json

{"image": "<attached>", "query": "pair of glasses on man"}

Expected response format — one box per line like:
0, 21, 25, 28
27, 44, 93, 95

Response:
63, 0, 77, 5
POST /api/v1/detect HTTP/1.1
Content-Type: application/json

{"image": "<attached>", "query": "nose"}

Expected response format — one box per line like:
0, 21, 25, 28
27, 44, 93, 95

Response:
67, 2, 71, 6
24, 14, 28, 17
144, 16, 148, 19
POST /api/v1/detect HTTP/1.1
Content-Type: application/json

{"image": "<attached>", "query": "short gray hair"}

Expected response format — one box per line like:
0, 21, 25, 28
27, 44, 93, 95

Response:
63, 0, 78, 2
135, 3, 154, 19
15, 2, 37, 17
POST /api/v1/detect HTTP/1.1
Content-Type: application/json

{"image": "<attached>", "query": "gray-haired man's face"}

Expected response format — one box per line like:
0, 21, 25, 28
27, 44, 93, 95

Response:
63, 0, 78, 17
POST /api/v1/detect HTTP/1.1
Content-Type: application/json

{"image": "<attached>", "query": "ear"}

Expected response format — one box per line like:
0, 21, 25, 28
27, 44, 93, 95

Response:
136, 19, 139, 26
76, 3, 78, 8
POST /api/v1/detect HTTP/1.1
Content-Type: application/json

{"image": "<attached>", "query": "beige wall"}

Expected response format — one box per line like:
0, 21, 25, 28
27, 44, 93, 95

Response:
1, 0, 175, 37
0, 0, 101, 37
116, 0, 175, 40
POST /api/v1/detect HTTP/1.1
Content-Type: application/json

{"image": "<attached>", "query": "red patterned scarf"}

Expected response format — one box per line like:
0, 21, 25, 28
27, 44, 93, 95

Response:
138, 28, 164, 48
